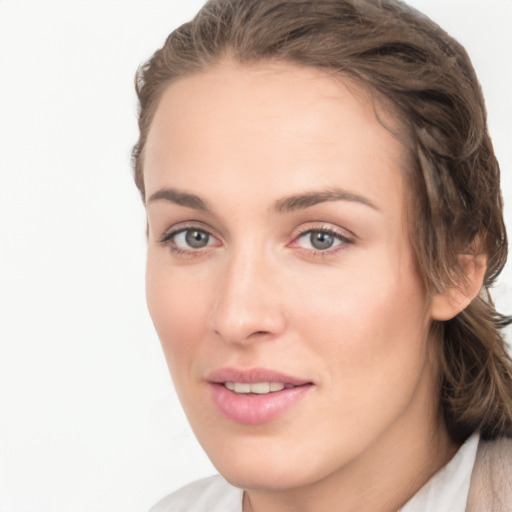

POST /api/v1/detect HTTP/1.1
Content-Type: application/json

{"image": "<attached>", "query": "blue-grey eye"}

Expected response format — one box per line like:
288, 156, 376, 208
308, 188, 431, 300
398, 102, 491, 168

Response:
310, 231, 335, 250
174, 229, 210, 249
297, 230, 344, 251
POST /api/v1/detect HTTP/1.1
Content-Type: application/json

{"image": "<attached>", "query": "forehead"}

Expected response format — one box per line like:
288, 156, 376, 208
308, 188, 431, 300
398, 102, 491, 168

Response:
144, 61, 408, 210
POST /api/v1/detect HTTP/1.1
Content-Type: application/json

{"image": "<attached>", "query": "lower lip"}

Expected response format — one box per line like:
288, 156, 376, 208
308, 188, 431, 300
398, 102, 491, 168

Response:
209, 383, 313, 424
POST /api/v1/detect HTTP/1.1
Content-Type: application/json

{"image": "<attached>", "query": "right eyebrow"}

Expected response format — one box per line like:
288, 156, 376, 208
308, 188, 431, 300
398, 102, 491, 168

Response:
146, 188, 209, 211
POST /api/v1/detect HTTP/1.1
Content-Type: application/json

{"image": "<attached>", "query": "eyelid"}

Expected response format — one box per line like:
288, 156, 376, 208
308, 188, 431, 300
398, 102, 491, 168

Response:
289, 223, 355, 253
158, 221, 217, 241
158, 222, 222, 254
292, 223, 355, 241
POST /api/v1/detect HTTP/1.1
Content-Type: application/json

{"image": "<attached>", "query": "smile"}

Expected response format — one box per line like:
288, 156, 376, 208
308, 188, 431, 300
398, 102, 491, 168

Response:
207, 368, 314, 424
224, 382, 288, 394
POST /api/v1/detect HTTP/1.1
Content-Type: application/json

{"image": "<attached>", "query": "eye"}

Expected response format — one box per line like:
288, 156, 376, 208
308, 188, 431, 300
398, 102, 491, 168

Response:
302, 231, 338, 250
159, 226, 219, 254
174, 229, 211, 249
294, 229, 351, 252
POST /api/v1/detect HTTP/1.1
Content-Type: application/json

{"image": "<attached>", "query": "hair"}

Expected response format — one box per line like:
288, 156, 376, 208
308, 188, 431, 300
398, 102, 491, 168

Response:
132, 0, 512, 441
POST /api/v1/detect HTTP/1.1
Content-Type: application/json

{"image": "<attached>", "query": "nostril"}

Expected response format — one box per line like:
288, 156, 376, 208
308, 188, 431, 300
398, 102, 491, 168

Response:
246, 330, 273, 340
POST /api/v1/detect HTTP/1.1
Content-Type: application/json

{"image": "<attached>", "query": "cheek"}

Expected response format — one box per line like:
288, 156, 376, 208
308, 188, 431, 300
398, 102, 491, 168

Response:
299, 253, 425, 328
145, 257, 209, 373
294, 251, 429, 387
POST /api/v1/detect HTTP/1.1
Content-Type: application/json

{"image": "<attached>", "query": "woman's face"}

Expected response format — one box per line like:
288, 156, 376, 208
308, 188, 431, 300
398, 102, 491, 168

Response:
144, 62, 440, 491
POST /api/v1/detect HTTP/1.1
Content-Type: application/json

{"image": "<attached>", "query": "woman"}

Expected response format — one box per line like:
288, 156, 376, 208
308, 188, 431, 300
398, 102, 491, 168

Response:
132, 0, 512, 510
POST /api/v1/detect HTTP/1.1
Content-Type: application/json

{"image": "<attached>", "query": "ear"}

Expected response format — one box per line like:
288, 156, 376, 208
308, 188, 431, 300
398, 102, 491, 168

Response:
430, 253, 487, 321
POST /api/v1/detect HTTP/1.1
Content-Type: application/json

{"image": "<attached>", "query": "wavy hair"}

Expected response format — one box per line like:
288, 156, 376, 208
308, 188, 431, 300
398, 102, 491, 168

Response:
132, 0, 512, 441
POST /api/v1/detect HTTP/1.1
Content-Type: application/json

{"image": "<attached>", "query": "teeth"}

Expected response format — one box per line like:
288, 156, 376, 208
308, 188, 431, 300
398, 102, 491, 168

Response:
234, 382, 251, 393
225, 382, 286, 394
251, 382, 270, 394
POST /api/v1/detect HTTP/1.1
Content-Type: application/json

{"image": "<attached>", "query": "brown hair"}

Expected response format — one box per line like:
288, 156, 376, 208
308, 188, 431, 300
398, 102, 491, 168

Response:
132, 0, 512, 441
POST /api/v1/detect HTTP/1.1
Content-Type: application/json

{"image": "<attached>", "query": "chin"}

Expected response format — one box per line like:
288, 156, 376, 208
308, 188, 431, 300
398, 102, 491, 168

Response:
219, 462, 315, 492
203, 435, 340, 492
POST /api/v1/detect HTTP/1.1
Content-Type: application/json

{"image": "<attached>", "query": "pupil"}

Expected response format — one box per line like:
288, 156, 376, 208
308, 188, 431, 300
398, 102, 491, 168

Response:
185, 230, 209, 248
311, 231, 334, 250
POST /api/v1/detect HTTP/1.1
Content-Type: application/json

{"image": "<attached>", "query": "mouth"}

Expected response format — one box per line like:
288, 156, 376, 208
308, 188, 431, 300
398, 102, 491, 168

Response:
223, 381, 305, 394
206, 367, 314, 424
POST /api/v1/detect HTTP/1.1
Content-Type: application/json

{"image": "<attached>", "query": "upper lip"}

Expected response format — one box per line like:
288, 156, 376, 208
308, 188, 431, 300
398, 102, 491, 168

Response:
206, 367, 312, 386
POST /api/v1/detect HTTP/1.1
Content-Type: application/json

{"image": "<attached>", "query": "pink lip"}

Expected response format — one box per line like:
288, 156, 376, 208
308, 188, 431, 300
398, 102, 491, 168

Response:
206, 367, 314, 425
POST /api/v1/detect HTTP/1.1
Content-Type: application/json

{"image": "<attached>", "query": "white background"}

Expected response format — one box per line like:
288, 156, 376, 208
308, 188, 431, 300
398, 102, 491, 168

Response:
0, 1, 510, 511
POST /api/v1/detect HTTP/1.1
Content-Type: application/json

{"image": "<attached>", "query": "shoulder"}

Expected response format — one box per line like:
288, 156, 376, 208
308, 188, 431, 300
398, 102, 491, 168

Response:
149, 474, 243, 512
476, 436, 512, 463
466, 436, 512, 512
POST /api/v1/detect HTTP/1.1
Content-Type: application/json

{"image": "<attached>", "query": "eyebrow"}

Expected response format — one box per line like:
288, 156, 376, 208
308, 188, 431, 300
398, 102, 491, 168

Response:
274, 188, 379, 213
147, 188, 209, 211
146, 186, 379, 213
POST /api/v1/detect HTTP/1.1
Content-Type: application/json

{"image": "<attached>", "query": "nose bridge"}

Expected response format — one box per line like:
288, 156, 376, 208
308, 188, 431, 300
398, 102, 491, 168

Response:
210, 242, 285, 345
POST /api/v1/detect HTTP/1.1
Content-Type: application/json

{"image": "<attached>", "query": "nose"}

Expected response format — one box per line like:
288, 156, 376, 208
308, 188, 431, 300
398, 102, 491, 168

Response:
209, 249, 287, 347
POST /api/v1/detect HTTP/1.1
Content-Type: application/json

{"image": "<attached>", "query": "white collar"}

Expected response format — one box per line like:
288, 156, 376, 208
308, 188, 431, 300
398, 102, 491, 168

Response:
401, 432, 480, 512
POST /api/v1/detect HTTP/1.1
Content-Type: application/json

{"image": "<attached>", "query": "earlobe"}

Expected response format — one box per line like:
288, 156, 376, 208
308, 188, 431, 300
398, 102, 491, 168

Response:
430, 253, 487, 321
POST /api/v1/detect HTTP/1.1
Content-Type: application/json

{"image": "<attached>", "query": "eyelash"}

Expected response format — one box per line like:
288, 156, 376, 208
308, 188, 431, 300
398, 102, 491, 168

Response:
158, 224, 354, 257
291, 226, 354, 256
159, 225, 218, 257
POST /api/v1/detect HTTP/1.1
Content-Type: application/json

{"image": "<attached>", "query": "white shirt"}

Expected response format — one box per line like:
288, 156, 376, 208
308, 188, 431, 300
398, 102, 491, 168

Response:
401, 432, 479, 511
150, 432, 480, 512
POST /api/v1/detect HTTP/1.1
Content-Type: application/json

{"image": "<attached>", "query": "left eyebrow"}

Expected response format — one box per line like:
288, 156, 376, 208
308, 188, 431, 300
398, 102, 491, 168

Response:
274, 188, 380, 213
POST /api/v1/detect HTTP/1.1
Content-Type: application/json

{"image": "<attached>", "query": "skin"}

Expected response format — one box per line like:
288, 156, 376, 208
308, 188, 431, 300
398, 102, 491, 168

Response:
143, 61, 460, 512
